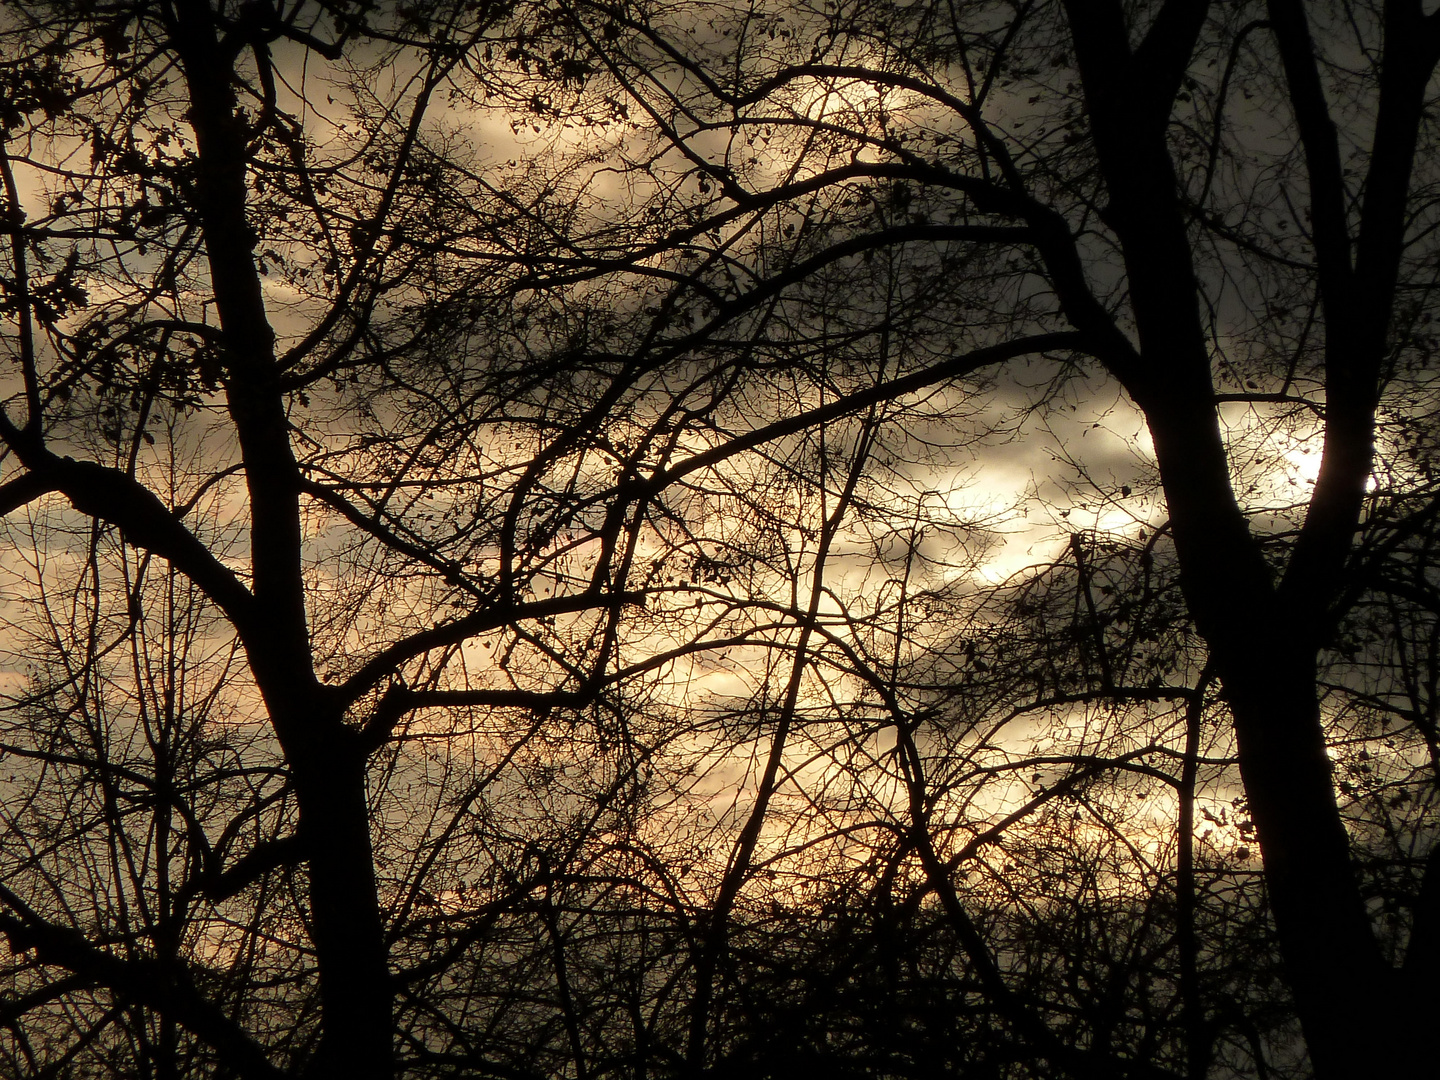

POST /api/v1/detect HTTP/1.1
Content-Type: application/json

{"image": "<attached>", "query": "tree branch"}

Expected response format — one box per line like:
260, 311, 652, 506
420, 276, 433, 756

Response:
0, 888, 286, 1080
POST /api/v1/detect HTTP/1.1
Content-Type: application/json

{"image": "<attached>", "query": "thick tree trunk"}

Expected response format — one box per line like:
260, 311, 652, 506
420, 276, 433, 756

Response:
1057, 4, 1437, 1073
167, 3, 394, 1076
1222, 652, 1399, 1073
290, 732, 394, 1080
1138, 380, 1405, 1077
1136, 338, 1423, 1078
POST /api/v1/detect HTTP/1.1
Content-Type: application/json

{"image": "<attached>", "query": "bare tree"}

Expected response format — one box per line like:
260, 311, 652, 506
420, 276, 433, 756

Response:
4, 2, 1438, 1078
556, 0, 1440, 1075
0, 2, 1033, 1076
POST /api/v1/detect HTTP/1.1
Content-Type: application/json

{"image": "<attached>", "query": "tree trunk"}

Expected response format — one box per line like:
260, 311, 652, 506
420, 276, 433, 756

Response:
1137, 310, 1416, 1079
1058, 4, 1435, 1072
167, 3, 394, 1075
290, 731, 393, 1080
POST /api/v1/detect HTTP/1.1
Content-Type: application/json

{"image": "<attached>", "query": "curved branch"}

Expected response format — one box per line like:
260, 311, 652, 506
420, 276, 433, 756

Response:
0, 456, 255, 631
0, 887, 286, 1080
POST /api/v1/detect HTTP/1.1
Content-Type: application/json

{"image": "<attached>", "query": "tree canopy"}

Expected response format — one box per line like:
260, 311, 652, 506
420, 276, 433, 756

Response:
0, 2, 1436, 1078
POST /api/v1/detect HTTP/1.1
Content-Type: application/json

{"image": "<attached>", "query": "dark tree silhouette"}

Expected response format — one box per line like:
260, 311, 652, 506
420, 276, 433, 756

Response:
570, 0, 1440, 1075
1, 2, 1437, 1079
0, 2, 1045, 1076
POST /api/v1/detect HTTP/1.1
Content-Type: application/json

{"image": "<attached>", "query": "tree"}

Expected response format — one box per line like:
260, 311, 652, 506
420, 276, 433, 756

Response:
0, 1, 758, 1075
2, 1, 1438, 1079
570, 0, 1440, 1075
0, 2, 1032, 1077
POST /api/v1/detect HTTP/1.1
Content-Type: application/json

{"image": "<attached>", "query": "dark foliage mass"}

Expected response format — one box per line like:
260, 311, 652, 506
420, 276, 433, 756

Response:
0, 2, 1436, 1078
